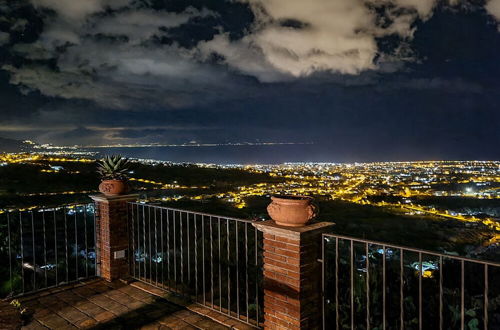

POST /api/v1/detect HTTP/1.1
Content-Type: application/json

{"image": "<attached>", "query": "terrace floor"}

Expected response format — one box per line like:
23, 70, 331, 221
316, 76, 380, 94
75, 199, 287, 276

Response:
17, 279, 254, 330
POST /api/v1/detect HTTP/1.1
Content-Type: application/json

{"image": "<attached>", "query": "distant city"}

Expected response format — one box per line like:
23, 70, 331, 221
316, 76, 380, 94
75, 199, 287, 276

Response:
0, 138, 499, 257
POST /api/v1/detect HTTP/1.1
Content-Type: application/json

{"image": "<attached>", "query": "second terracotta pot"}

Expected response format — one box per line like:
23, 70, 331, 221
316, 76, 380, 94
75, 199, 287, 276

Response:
99, 179, 129, 196
267, 195, 318, 227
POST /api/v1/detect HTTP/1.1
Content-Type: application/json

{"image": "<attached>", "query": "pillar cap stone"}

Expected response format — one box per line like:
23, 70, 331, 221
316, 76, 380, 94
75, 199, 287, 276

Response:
253, 220, 334, 239
89, 193, 139, 203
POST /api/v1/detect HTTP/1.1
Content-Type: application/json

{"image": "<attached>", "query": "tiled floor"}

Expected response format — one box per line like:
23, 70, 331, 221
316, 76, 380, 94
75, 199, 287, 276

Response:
18, 279, 231, 329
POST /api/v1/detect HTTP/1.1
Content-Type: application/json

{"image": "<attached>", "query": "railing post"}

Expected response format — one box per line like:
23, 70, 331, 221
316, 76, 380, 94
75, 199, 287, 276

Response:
90, 194, 138, 282
253, 220, 334, 329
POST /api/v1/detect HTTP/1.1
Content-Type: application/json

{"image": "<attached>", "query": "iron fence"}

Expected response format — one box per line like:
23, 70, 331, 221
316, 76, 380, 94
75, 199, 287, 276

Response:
128, 202, 263, 327
0, 204, 97, 298
321, 233, 500, 330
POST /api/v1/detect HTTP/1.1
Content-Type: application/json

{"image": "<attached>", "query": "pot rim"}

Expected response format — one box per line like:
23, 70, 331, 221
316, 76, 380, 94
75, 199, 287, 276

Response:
271, 194, 313, 201
101, 179, 128, 182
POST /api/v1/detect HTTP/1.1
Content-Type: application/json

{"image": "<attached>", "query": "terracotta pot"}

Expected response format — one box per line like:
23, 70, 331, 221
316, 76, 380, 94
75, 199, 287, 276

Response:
99, 179, 129, 196
267, 195, 318, 227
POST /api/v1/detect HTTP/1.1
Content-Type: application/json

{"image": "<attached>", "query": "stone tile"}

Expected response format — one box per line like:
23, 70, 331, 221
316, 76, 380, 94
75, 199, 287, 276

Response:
37, 313, 71, 328
126, 300, 147, 309
157, 316, 184, 327
54, 291, 82, 304
139, 322, 162, 330
71, 287, 96, 298
76, 317, 98, 329
88, 295, 129, 314
118, 286, 152, 301
56, 306, 89, 323
94, 311, 116, 322
37, 296, 62, 306
171, 309, 192, 319
33, 307, 53, 319
182, 313, 204, 325
194, 318, 229, 330
21, 319, 48, 330
161, 319, 192, 329
73, 301, 106, 316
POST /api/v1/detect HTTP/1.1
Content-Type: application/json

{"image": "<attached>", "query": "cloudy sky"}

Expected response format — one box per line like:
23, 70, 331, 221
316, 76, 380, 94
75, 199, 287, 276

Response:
0, 0, 499, 161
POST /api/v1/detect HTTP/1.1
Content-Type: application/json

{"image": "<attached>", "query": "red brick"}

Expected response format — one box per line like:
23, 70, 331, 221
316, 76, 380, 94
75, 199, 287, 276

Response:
256, 222, 331, 330
263, 251, 287, 262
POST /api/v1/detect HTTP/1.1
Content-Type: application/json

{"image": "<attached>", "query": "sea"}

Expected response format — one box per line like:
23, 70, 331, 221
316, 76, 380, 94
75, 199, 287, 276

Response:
84, 144, 332, 164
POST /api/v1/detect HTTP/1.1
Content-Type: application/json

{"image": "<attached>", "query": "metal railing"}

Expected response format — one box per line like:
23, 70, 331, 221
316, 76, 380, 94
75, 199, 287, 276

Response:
128, 202, 263, 327
0, 204, 97, 298
321, 233, 500, 330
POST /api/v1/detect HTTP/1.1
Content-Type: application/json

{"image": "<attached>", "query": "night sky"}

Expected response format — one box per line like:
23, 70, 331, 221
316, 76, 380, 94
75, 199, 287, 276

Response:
0, 0, 499, 162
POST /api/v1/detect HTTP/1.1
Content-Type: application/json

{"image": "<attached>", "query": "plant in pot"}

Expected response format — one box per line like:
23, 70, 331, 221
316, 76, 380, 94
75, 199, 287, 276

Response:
97, 155, 131, 196
267, 195, 318, 227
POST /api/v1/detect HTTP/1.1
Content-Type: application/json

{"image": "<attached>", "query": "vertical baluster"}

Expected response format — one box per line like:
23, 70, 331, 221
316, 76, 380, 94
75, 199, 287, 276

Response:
202, 215, 206, 304
461, 260, 465, 330
142, 204, 146, 281
438, 255, 443, 330
93, 204, 100, 276
382, 245, 386, 330
187, 212, 190, 284
20, 211, 24, 294
74, 207, 78, 280
236, 221, 240, 319
419, 252, 422, 330
400, 249, 404, 330
154, 207, 158, 287
350, 240, 354, 330
335, 237, 339, 330
31, 211, 36, 290
366, 242, 370, 330
148, 206, 152, 284
160, 208, 164, 287
64, 207, 68, 283
172, 211, 177, 290
218, 217, 222, 312
210, 216, 214, 308
227, 218, 231, 315
137, 204, 141, 279
255, 225, 259, 326
167, 209, 171, 285
54, 209, 58, 283
321, 235, 325, 330
131, 203, 135, 279
245, 222, 249, 323
195, 214, 198, 301
7, 212, 12, 296
84, 206, 88, 279
484, 264, 488, 330
43, 210, 47, 287
179, 211, 184, 284
173, 210, 177, 290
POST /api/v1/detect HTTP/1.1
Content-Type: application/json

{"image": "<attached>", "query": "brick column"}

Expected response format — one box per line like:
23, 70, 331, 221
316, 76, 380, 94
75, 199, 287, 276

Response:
253, 221, 334, 330
90, 194, 138, 282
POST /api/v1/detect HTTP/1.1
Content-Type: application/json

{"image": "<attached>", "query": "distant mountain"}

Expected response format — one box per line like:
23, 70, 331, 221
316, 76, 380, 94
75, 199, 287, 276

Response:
0, 137, 32, 152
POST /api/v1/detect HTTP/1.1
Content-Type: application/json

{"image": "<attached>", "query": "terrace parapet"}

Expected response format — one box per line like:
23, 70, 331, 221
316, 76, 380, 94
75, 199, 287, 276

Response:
253, 220, 334, 330
90, 194, 139, 282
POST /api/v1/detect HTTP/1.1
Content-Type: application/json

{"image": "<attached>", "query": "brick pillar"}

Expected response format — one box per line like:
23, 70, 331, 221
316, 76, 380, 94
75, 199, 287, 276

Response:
253, 221, 334, 330
90, 194, 138, 282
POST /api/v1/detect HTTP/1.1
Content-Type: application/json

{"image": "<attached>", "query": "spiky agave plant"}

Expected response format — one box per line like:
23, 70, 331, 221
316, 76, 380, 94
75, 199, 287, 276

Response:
97, 155, 131, 180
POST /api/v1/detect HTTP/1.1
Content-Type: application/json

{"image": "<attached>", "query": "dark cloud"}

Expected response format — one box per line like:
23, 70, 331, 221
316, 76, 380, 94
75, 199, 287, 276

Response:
0, 0, 499, 161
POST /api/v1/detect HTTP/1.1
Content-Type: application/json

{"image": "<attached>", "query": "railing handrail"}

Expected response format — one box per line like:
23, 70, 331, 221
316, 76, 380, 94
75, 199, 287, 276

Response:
128, 202, 258, 224
1, 203, 94, 213
323, 232, 500, 267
